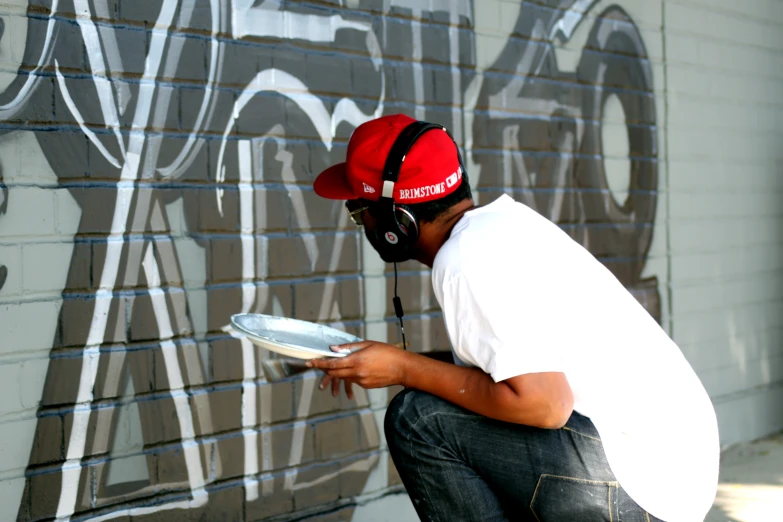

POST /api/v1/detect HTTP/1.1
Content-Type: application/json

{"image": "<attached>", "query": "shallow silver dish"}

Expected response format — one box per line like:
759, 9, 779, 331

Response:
230, 313, 362, 360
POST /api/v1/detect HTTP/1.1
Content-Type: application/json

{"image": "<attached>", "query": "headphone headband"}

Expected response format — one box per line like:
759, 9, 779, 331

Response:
381, 121, 443, 187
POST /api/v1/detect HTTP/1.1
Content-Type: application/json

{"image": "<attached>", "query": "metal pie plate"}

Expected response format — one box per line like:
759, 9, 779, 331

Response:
230, 313, 362, 360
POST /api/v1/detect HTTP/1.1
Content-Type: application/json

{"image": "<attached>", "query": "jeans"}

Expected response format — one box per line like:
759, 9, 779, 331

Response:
385, 389, 663, 522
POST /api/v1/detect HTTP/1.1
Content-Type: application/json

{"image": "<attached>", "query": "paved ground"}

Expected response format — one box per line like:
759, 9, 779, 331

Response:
706, 431, 783, 522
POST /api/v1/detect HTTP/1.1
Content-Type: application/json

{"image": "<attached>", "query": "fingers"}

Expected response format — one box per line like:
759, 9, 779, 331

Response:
306, 355, 354, 370
319, 373, 354, 400
331, 374, 340, 397
345, 380, 354, 400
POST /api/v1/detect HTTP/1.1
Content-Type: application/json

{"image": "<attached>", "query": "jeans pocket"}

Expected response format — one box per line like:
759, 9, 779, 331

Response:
530, 474, 619, 522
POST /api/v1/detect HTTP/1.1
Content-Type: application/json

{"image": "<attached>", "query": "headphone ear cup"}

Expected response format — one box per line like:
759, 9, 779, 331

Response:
369, 204, 419, 263
394, 205, 419, 246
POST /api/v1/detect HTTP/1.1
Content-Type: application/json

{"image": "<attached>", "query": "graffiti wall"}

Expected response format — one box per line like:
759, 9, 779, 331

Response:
0, 1, 660, 520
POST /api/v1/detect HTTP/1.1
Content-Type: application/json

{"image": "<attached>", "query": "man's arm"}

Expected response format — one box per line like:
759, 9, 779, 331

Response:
307, 342, 574, 429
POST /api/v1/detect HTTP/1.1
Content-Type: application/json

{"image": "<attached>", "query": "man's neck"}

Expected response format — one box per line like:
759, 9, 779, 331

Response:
414, 198, 476, 267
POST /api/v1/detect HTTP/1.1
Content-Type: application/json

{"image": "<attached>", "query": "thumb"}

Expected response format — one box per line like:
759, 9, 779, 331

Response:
330, 344, 354, 354
330, 341, 371, 354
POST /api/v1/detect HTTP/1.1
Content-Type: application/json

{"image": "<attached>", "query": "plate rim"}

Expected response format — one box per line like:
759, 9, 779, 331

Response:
229, 313, 361, 359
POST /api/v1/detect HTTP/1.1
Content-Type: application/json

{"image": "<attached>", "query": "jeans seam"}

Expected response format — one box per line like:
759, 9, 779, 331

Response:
529, 476, 545, 522
407, 407, 461, 522
608, 482, 613, 522
535, 473, 618, 487
562, 426, 602, 443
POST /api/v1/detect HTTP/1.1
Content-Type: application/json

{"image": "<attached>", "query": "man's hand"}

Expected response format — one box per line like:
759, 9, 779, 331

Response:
307, 341, 409, 396
307, 341, 573, 429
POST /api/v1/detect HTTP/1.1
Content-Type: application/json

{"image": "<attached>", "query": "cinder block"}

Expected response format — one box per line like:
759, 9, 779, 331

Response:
61, 405, 119, 459
266, 236, 315, 278
0, 417, 39, 474
338, 276, 363, 320
357, 411, 381, 451
180, 86, 235, 135
293, 374, 343, 419
258, 379, 295, 424
151, 339, 207, 391
0, 477, 28, 522
107, 25, 147, 76
206, 285, 243, 333
339, 453, 381, 499
351, 56, 385, 100
252, 186, 290, 233
21, 242, 73, 294
0, 187, 55, 238
190, 387, 243, 434
713, 385, 783, 446
245, 473, 294, 520
287, 188, 345, 233
42, 354, 89, 408
85, 137, 125, 180
135, 395, 181, 445
294, 279, 340, 322
314, 415, 360, 460
155, 441, 204, 485
28, 414, 63, 467
305, 52, 353, 95
91, 457, 152, 508
127, 293, 163, 342
207, 236, 243, 284
265, 422, 315, 471
271, 48, 307, 84
210, 337, 243, 384
199, 484, 244, 521
0, 244, 22, 297
118, 1, 160, 24
28, 465, 90, 519
292, 461, 340, 510
222, 40, 265, 87
0, 300, 60, 354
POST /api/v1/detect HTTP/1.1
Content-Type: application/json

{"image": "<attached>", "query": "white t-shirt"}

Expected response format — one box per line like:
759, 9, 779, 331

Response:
431, 195, 719, 522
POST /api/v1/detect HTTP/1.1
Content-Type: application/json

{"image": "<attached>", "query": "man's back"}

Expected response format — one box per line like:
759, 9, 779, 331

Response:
432, 194, 719, 522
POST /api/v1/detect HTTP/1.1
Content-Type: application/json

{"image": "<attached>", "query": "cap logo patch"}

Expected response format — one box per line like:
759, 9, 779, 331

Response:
445, 166, 462, 188
363, 183, 376, 194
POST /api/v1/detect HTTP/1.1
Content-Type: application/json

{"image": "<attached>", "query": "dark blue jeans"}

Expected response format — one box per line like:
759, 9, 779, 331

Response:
385, 389, 662, 522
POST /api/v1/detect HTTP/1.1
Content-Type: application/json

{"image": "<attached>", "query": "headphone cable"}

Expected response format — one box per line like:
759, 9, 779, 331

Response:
392, 262, 407, 350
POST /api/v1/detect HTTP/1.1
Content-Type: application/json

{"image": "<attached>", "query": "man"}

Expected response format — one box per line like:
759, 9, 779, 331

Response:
307, 114, 719, 522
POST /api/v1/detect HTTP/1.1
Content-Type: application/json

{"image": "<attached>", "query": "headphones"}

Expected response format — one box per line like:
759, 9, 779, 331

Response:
372, 120, 467, 263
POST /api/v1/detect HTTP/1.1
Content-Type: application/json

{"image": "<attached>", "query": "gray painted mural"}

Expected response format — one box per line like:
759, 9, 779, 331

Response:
0, 1, 658, 520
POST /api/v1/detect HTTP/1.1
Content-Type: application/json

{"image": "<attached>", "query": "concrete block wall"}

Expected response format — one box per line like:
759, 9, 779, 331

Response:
661, 0, 783, 446
0, 0, 780, 520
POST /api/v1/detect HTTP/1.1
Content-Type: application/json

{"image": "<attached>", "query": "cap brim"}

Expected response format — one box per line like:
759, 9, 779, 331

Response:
313, 163, 357, 200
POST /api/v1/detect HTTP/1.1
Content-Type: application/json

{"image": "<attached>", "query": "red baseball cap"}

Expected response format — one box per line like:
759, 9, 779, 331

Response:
314, 114, 463, 204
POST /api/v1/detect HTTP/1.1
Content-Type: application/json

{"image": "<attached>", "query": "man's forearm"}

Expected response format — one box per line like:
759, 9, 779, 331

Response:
399, 351, 565, 428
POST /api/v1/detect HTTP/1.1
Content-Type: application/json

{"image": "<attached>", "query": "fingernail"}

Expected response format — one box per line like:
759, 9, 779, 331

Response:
305, 362, 312, 368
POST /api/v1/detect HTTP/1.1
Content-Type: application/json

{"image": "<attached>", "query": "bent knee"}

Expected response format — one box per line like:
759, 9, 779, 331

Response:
384, 389, 454, 446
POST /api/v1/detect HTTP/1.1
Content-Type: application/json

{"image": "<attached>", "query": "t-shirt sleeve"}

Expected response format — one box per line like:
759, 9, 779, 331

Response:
439, 267, 568, 383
